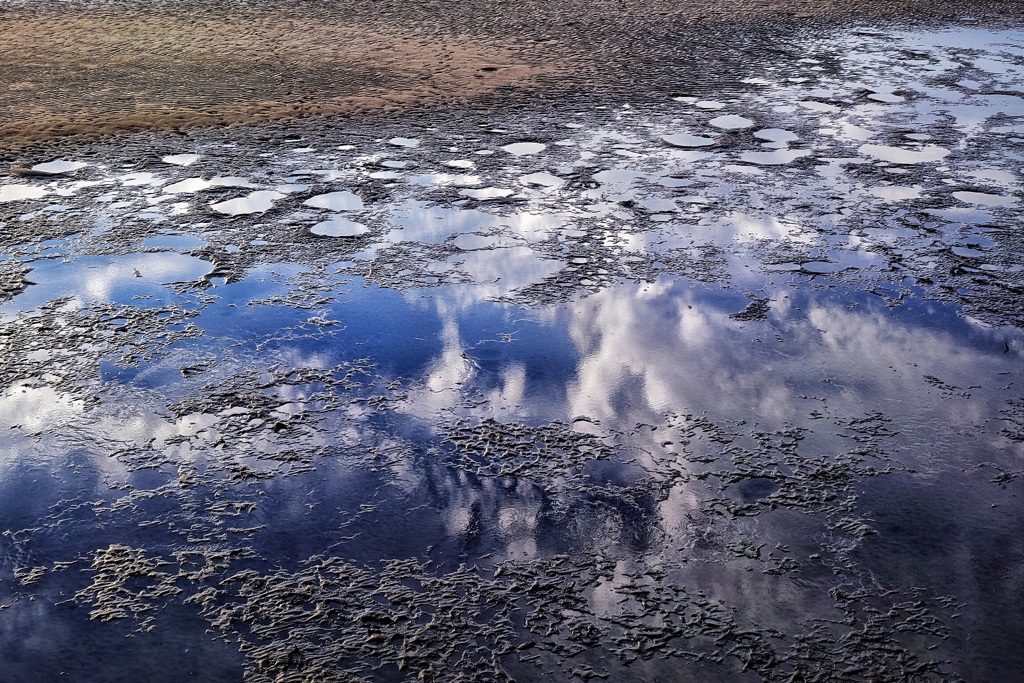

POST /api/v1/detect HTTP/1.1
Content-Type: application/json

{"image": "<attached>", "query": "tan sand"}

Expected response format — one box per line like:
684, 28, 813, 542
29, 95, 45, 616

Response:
1, 0, 1018, 151
0, 5, 554, 150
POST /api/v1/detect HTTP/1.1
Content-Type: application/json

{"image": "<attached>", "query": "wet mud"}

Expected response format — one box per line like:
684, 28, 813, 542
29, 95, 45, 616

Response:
1, 5, 1023, 683
2, 0, 1022, 149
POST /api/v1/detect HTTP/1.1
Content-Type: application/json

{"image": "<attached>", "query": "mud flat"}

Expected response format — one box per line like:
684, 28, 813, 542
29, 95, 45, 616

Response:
1, 0, 1022, 150
1, 2, 1023, 683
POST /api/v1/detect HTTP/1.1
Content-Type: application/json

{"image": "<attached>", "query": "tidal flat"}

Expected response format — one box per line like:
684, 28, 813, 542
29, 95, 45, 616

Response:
1, 1, 1022, 681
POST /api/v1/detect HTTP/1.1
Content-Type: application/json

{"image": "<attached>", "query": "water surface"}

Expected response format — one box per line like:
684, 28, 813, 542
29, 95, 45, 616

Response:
0, 21, 1021, 683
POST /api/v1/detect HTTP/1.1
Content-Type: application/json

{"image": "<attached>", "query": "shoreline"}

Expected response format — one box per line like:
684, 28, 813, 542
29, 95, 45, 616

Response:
2, 0, 1022, 153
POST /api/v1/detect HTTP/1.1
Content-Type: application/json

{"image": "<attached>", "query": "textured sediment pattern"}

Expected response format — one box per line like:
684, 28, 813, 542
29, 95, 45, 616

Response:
1, 0, 1021, 149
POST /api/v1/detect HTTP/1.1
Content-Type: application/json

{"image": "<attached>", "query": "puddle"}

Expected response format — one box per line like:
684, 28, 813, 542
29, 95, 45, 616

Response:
859, 144, 951, 164
120, 172, 165, 187
867, 91, 905, 103
143, 234, 206, 250
951, 245, 985, 258
952, 191, 1018, 206
164, 176, 259, 194
210, 176, 259, 189
798, 99, 841, 113
0, 184, 48, 203
500, 142, 547, 156
518, 172, 564, 187
162, 154, 201, 166
638, 197, 678, 212
408, 173, 482, 187
1, 19, 1023, 683
708, 114, 755, 130
302, 191, 364, 211
662, 133, 716, 147
163, 177, 212, 194
452, 233, 517, 250
31, 160, 88, 174
697, 212, 811, 245
868, 185, 925, 201
384, 201, 498, 243
459, 187, 515, 200
211, 190, 286, 215
800, 260, 845, 273
388, 137, 419, 148
966, 169, 1019, 186
739, 149, 812, 165
3, 252, 212, 311
309, 217, 370, 238
753, 128, 798, 146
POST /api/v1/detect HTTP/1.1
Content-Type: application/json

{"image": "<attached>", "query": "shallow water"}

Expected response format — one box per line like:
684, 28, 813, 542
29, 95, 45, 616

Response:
1, 20, 1022, 683
303, 190, 365, 212
211, 190, 286, 215
309, 216, 369, 238
30, 160, 88, 175
661, 133, 716, 148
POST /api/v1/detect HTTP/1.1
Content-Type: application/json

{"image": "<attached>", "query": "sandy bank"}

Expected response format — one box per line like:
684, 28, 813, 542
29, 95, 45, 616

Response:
1, 0, 1020, 150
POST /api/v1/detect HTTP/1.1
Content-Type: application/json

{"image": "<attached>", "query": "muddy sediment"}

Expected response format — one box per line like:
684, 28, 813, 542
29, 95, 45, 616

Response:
2, 0, 1022, 150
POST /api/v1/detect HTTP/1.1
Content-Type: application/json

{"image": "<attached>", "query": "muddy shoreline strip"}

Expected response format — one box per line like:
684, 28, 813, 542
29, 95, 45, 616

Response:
1, 0, 1021, 151
0, 3, 557, 150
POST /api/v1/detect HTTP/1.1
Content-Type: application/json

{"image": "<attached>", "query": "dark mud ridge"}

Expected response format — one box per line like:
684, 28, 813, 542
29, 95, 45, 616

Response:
0, 13, 1022, 683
